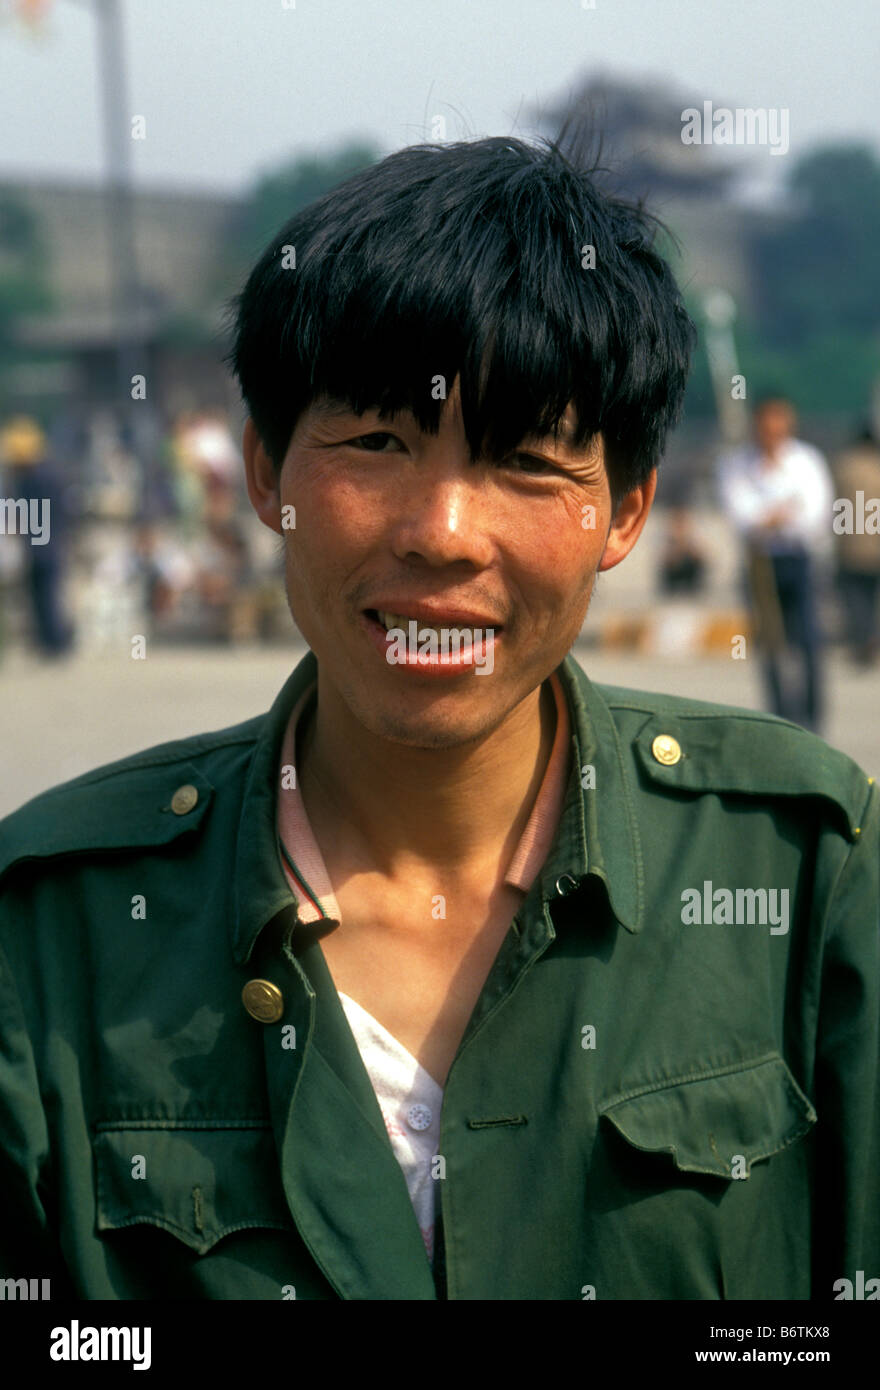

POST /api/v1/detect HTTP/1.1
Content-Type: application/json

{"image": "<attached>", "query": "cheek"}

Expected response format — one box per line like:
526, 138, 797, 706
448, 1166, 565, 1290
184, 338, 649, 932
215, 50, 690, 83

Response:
515, 497, 607, 594
281, 461, 386, 572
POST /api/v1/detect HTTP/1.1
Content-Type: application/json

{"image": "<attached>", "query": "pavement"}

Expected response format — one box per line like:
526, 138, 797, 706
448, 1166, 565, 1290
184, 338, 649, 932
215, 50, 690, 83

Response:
1, 637, 878, 820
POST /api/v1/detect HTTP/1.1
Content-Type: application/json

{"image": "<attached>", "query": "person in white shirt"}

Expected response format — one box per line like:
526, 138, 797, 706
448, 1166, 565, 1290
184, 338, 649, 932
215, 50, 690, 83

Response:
718, 396, 833, 732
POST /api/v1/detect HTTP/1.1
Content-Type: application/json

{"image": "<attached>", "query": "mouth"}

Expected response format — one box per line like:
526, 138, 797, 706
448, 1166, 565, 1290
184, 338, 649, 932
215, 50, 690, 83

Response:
361, 608, 501, 675
365, 607, 502, 634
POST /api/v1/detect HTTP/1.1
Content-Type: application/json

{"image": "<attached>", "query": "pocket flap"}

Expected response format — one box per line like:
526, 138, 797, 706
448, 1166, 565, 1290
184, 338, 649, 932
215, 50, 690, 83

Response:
95, 1122, 294, 1254
598, 1054, 817, 1178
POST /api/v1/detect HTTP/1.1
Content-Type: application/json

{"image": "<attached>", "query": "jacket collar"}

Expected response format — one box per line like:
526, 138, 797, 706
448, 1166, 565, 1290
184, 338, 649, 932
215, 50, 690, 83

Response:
232, 649, 319, 964
543, 653, 645, 933
231, 647, 645, 963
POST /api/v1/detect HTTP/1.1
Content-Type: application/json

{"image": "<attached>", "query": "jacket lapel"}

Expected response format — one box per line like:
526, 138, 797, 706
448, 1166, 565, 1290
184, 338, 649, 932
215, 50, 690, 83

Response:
252, 914, 438, 1300
232, 649, 436, 1297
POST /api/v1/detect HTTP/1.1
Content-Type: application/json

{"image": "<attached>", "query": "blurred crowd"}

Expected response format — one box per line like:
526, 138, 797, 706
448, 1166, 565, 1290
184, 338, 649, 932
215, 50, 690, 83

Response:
0, 406, 289, 658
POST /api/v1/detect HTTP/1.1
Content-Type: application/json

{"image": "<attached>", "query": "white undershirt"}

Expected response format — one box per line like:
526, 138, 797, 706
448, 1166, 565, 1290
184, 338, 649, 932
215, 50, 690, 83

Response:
337, 991, 443, 1266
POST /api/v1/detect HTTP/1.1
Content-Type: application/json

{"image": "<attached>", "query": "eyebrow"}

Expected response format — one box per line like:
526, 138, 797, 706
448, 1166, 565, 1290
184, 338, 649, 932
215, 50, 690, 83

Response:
307, 399, 580, 448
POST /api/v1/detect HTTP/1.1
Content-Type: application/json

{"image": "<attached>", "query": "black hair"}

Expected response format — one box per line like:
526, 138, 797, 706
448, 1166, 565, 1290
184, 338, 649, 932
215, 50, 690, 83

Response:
225, 135, 696, 504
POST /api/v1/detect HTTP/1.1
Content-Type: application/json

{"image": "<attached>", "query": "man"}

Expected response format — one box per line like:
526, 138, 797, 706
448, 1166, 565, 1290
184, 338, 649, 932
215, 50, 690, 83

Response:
0, 138, 876, 1301
718, 396, 833, 732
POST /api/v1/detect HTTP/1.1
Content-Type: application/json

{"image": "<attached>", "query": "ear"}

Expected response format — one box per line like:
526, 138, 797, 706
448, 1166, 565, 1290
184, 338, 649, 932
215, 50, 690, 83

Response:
598, 468, 658, 573
242, 417, 282, 535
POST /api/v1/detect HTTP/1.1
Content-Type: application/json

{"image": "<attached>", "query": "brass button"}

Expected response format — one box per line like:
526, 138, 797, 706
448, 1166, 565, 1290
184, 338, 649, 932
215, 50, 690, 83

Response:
242, 979, 284, 1023
171, 783, 199, 815
652, 734, 681, 766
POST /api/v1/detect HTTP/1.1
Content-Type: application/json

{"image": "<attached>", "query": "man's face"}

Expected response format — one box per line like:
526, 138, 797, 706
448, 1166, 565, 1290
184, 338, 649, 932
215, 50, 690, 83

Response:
244, 380, 654, 750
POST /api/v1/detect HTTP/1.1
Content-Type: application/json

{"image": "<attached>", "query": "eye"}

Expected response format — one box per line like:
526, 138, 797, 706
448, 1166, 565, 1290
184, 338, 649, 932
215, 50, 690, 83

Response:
504, 452, 557, 475
349, 431, 403, 453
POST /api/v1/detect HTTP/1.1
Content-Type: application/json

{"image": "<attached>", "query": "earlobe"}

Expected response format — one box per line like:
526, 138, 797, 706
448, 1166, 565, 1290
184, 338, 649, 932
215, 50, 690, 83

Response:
242, 417, 283, 535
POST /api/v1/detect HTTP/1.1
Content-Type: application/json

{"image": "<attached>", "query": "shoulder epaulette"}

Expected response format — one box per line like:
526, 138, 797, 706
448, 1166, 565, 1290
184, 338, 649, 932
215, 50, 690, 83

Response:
599, 685, 875, 843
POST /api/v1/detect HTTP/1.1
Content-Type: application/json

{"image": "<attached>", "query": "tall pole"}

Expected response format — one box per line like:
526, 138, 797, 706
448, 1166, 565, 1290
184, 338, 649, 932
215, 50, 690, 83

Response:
703, 289, 782, 651
702, 288, 749, 445
14, 0, 153, 501
94, 0, 147, 501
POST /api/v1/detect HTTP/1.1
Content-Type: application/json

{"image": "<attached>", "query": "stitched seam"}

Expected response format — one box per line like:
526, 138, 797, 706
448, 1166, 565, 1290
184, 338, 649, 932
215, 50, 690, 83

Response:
606, 1113, 815, 1175
610, 717, 644, 923
97, 1212, 292, 1246
683, 1115, 815, 1171
94, 1118, 272, 1131
634, 767, 860, 840
603, 699, 806, 731
777, 1067, 817, 1120
598, 1051, 785, 1111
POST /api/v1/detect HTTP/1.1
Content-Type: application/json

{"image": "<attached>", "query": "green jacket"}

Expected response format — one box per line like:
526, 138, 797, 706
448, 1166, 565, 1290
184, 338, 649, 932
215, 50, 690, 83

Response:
0, 649, 877, 1300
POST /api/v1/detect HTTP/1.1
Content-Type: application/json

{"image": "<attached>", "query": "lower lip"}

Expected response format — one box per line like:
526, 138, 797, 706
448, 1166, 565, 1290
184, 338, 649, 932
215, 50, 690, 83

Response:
360, 612, 500, 677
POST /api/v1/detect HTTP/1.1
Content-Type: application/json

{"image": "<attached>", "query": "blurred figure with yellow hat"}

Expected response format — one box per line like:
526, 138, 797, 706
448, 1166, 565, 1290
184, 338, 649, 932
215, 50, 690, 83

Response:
0, 416, 47, 465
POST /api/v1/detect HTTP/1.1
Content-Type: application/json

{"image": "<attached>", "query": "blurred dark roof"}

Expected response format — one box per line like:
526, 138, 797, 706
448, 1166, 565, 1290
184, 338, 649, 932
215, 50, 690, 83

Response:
535, 73, 737, 202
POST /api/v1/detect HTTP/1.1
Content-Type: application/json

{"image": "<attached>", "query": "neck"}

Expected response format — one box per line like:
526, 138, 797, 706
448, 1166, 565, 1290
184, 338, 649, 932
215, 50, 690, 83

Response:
298, 676, 558, 884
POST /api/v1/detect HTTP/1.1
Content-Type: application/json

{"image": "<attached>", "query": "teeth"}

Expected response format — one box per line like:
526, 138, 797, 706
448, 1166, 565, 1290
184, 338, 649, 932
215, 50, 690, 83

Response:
379, 611, 410, 631
378, 612, 479, 641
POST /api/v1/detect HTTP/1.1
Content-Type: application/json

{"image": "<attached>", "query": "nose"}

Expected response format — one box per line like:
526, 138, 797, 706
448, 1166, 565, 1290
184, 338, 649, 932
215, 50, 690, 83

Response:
388, 464, 496, 570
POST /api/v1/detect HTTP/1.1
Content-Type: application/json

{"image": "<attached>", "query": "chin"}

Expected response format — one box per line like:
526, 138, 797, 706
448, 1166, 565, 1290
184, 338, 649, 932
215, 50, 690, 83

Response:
369, 717, 490, 751
354, 690, 501, 750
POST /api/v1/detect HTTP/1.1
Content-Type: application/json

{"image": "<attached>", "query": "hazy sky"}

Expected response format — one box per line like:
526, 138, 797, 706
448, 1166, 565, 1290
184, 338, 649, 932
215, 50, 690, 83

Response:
1, 0, 877, 193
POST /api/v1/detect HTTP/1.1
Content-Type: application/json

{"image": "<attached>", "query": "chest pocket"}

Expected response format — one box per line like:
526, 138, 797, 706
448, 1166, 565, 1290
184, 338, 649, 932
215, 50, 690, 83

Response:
597, 1053, 817, 1178
94, 1122, 295, 1254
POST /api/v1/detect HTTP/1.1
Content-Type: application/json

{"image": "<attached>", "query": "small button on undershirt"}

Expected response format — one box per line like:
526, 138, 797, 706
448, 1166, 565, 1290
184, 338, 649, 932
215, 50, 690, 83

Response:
406, 1102, 433, 1131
